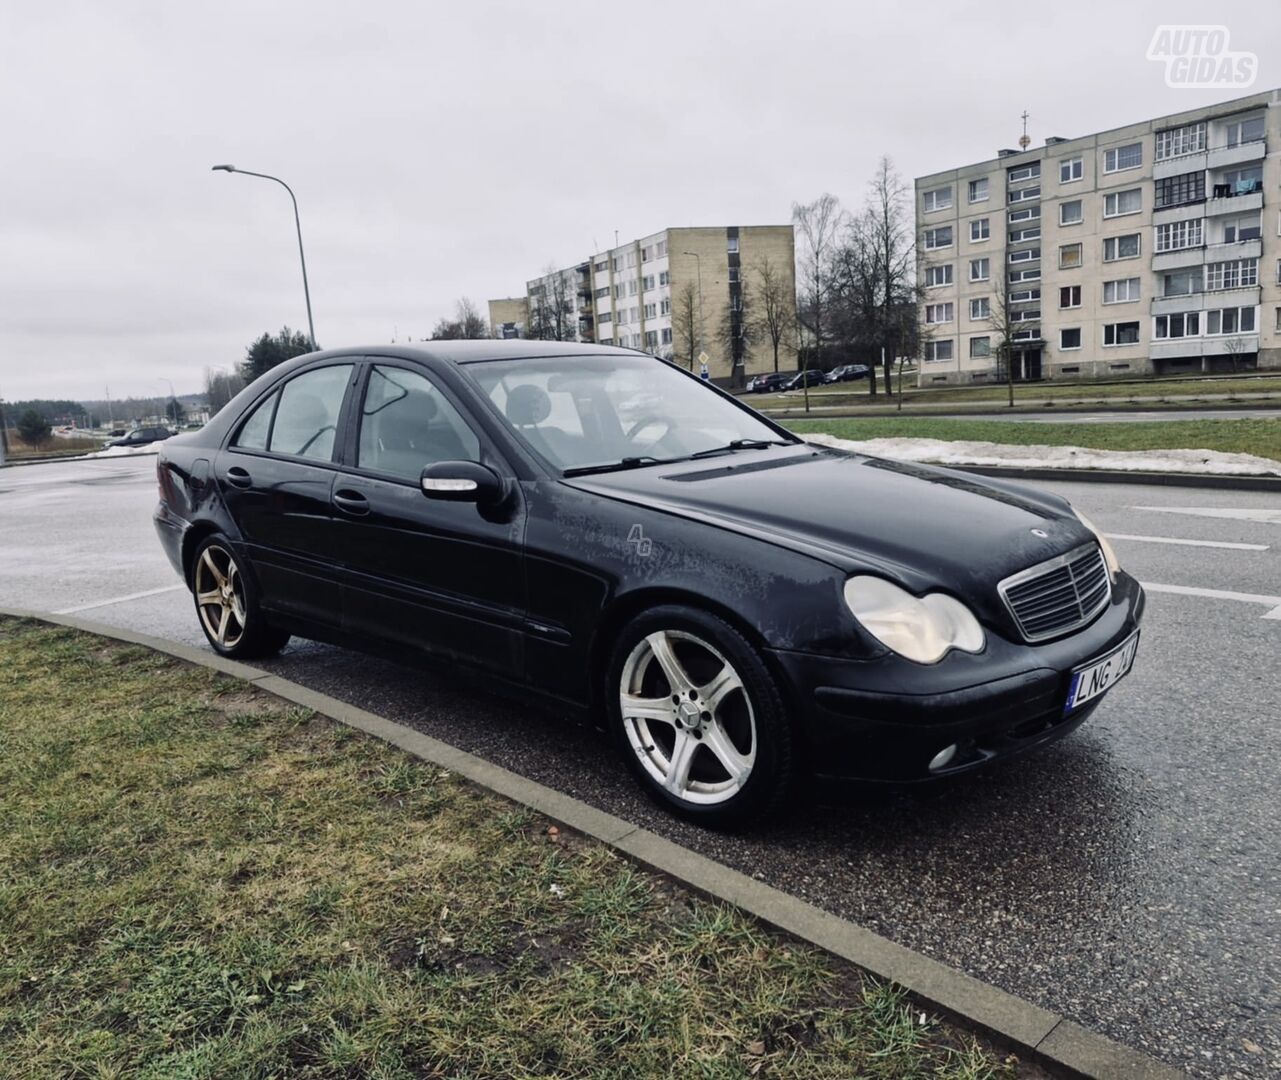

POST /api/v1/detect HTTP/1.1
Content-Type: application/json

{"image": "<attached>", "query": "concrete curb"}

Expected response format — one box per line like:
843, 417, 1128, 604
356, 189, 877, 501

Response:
952, 464, 1281, 491
763, 399, 1280, 419
0, 605, 1185, 1080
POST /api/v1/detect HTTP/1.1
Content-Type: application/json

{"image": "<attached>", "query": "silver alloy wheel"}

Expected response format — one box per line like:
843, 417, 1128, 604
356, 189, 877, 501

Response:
620, 629, 756, 805
194, 544, 247, 649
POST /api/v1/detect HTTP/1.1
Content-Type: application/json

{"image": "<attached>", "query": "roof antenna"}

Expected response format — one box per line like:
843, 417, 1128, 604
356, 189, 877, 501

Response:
1018, 110, 1031, 151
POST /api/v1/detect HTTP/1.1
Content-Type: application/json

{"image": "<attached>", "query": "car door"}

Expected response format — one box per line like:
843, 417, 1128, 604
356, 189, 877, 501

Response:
216, 361, 358, 628
330, 360, 526, 680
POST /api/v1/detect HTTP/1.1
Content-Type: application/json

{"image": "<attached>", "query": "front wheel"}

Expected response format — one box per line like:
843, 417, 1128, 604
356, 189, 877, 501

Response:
190, 536, 290, 659
608, 605, 794, 828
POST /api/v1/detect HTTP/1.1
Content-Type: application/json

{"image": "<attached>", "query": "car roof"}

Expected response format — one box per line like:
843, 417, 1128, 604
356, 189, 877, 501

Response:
300, 340, 646, 367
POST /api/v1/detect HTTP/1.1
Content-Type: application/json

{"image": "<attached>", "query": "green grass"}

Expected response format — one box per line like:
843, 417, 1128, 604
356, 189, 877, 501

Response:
785, 416, 1281, 462
751, 373, 1281, 412
0, 618, 1022, 1079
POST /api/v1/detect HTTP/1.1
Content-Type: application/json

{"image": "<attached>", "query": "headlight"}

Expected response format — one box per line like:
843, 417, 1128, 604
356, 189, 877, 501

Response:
843, 576, 985, 664
1072, 508, 1120, 581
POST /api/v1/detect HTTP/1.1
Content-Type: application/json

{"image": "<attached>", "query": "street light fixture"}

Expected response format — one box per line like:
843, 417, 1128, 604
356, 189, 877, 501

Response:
212, 164, 318, 350
681, 251, 706, 371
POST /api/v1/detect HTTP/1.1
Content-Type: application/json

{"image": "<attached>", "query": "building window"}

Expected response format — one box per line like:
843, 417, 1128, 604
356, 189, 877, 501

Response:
1008, 247, 1040, 264
625, 251, 637, 268
1009, 287, 1040, 303
1276, 307, 1281, 332
1155, 312, 1200, 339
660, 297, 671, 315
1103, 142, 1143, 173
1007, 207, 1040, 225
611, 257, 622, 272
644, 330, 658, 349
1008, 185, 1041, 203
643, 302, 657, 319
1012, 307, 1040, 323
1103, 321, 1141, 346
1222, 214, 1262, 243
1224, 115, 1265, 148
1155, 121, 1206, 160
925, 303, 954, 324
923, 226, 953, 250
642, 246, 653, 263
613, 284, 624, 299
1163, 268, 1201, 297
969, 336, 991, 358
1009, 227, 1041, 244
659, 270, 670, 286
1205, 258, 1259, 291
641, 274, 655, 290
594, 259, 608, 272
1214, 165, 1263, 197
1156, 219, 1203, 252
923, 185, 953, 212
1103, 234, 1141, 261
1155, 171, 1205, 209
925, 264, 953, 287
969, 257, 990, 282
594, 287, 609, 299
627, 280, 637, 296
597, 311, 612, 323
1060, 285, 1081, 309
1060, 327, 1082, 350
970, 218, 990, 241
1008, 267, 1041, 283
1104, 189, 1142, 217
1059, 200, 1083, 226
727, 236, 739, 253
1007, 163, 1040, 183
1059, 243, 1083, 269
1059, 157, 1083, 183
1103, 278, 1141, 304
1206, 306, 1257, 335
661, 327, 672, 344
970, 297, 990, 320
926, 340, 954, 362
656, 241, 667, 257
968, 177, 989, 203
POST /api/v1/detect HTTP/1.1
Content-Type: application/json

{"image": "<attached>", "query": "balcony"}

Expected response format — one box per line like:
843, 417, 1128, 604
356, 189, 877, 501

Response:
1152, 246, 1206, 273
1205, 238, 1262, 262
1154, 152, 1208, 180
1152, 292, 1204, 316
1151, 334, 1259, 360
1208, 140, 1266, 169
1206, 189, 1263, 216
1203, 284, 1261, 310
1152, 201, 1207, 225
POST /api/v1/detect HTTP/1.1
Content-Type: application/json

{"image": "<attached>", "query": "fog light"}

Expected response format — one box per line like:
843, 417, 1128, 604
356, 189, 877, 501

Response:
928, 744, 957, 772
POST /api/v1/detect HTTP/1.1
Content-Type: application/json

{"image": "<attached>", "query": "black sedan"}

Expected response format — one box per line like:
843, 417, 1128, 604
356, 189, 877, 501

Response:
782, 368, 826, 390
155, 342, 1143, 826
746, 372, 790, 393
825, 364, 871, 383
108, 425, 173, 448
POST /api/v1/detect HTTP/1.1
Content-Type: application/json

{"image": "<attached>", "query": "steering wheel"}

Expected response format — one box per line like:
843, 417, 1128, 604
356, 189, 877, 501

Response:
624, 415, 672, 444
297, 424, 337, 457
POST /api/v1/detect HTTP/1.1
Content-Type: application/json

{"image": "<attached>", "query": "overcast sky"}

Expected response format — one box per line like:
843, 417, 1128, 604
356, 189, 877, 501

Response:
2, 0, 1278, 401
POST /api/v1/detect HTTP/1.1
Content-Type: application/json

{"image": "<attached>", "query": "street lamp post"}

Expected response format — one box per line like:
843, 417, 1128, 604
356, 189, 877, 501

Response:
212, 165, 317, 350
681, 251, 706, 372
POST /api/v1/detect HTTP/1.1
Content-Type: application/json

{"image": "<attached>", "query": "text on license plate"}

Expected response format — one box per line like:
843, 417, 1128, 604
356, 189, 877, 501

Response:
1065, 631, 1139, 714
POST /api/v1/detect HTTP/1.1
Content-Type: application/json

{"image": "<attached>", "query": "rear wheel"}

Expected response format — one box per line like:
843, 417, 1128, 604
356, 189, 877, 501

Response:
190, 536, 290, 659
608, 605, 793, 828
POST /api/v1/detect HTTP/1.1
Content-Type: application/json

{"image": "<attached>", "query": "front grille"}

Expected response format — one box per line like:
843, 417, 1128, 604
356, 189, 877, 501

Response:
998, 543, 1111, 642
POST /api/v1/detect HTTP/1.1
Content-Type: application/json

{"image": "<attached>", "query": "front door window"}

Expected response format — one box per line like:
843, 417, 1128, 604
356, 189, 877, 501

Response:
358, 365, 481, 481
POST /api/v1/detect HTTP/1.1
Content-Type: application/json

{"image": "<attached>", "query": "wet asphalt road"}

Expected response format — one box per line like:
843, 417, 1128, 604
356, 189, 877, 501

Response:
2, 455, 1279, 1078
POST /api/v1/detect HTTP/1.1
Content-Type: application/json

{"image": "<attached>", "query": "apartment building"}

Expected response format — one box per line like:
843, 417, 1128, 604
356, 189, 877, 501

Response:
490, 225, 797, 381
914, 89, 1281, 384
487, 297, 527, 339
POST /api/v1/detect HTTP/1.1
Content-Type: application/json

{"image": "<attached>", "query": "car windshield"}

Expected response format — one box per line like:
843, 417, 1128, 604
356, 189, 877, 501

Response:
465, 354, 792, 472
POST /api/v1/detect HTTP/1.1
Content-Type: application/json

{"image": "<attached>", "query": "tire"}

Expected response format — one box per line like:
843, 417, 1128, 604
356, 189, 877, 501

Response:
189, 535, 290, 659
607, 604, 794, 828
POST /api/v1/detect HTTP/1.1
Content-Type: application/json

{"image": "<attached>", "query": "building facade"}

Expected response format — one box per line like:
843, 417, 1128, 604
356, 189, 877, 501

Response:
914, 89, 1281, 384
491, 225, 797, 381
487, 297, 528, 340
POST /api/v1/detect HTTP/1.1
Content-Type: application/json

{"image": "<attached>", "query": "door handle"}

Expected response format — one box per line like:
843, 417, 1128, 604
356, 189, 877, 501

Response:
332, 489, 371, 516
225, 466, 252, 489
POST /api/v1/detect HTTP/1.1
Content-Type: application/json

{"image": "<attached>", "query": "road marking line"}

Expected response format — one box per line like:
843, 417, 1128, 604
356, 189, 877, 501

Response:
55, 585, 185, 615
1107, 533, 1269, 551
1140, 581, 1281, 620
1132, 506, 1281, 525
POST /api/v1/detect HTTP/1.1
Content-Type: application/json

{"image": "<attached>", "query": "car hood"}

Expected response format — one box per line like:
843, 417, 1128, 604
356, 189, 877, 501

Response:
563, 444, 1093, 600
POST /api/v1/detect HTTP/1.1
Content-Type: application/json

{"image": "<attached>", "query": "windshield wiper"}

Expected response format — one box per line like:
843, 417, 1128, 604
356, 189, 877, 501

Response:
688, 438, 794, 460
562, 455, 671, 478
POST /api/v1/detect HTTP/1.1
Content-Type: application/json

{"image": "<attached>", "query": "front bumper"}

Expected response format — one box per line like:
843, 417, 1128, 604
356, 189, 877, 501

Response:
768, 573, 1145, 783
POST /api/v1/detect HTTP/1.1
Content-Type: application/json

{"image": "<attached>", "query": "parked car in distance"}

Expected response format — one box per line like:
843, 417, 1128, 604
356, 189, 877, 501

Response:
155, 342, 1144, 827
783, 369, 826, 391
106, 426, 173, 448
746, 372, 791, 394
825, 364, 871, 384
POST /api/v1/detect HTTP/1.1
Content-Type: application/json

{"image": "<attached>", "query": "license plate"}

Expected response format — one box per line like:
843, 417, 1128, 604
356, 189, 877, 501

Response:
1064, 630, 1140, 714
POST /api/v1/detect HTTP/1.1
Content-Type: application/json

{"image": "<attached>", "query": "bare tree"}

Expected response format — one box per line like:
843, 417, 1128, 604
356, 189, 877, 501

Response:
1223, 335, 1248, 373
717, 276, 757, 383
526, 265, 577, 342
863, 158, 918, 396
204, 367, 245, 416
431, 296, 491, 339
749, 254, 793, 373
792, 194, 845, 358
672, 281, 699, 370
986, 272, 1019, 408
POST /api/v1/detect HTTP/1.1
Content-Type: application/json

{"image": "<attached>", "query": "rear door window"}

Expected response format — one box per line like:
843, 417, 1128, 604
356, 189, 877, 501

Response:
268, 365, 354, 461
233, 393, 277, 451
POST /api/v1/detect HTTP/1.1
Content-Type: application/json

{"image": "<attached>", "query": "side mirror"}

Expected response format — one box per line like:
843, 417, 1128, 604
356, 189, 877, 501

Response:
420, 460, 505, 506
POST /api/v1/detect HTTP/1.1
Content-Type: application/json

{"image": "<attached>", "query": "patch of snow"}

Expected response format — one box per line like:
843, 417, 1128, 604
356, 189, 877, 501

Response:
802, 434, 1281, 477
82, 444, 161, 459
